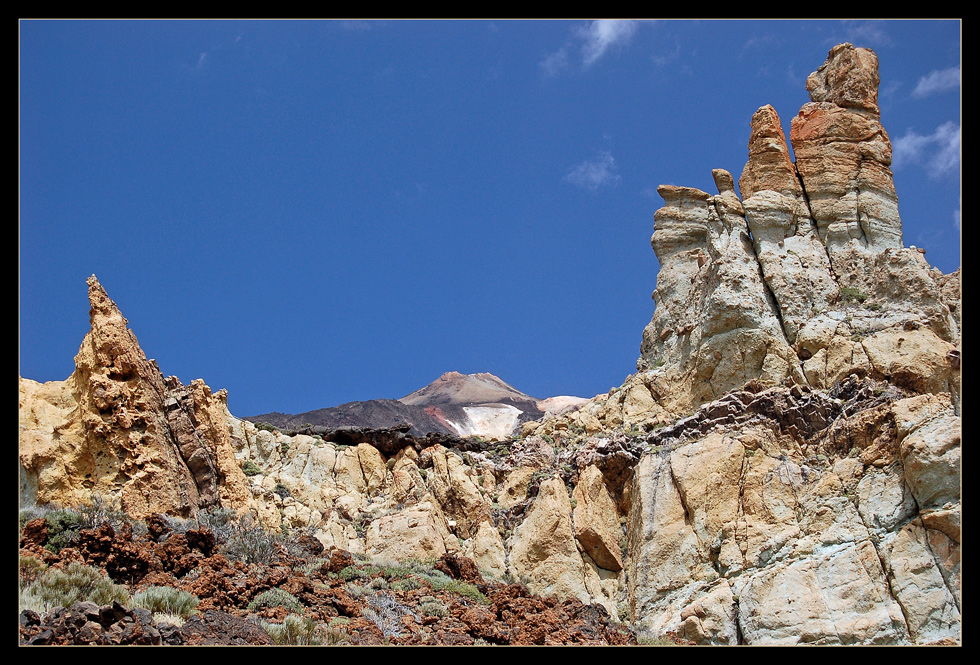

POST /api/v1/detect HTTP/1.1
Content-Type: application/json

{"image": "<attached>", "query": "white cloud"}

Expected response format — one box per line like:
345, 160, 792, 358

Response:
564, 151, 621, 191
912, 66, 961, 98
541, 19, 645, 75
839, 20, 893, 48
579, 20, 640, 67
892, 122, 961, 178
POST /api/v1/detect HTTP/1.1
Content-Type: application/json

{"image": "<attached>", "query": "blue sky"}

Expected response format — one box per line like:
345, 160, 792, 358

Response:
19, 19, 961, 417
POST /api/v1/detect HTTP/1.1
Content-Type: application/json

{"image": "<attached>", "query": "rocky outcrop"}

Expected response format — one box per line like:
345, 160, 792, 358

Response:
19, 276, 251, 520
635, 173, 806, 415
631, 42, 959, 422
520, 43, 959, 644
622, 379, 960, 644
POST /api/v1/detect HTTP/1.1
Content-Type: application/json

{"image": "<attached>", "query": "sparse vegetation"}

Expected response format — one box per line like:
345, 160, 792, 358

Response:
131, 586, 200, 619
42, 508, 85, 554
241, 460, 262, 476
247, 588, 304, 613
363, 592, 414, 639
431, 578, 490, 605
261, 614, 323, 645
637, 634, 677, 645
321, 623, 352, 645
420, 597, 448, 617
221, 513, 282, 565
840, 286, 868, 303
19, 562, 131, 614
19, 555, 48, 593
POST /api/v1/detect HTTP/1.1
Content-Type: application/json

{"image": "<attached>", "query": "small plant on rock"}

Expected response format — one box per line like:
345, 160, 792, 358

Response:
20, 562, 131, 614
840, 286, 868, 303
221, 513, 281, 564
42, 507, 85, 554
261, 614, 323, 645
362, 592, 414, 640
131, 585, 200, 620
638, 634, 677, 645
76, 492, 130, 531
420, 599, 448, 618
247, 588, 304, 613
18, 555, 47, 591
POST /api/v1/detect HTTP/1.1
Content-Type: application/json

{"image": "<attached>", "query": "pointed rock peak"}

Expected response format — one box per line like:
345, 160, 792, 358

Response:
399, 371, 537, 406
739, 104, 799, 200
805, 42, 880, 117
86, 274, 128, 326
76, 275, 152, 382
747, 104, 790, 149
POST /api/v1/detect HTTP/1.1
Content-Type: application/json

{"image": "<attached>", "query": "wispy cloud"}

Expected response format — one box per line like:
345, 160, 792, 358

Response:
564, 151, 621, 191
340, 20, 376, 31
539, 46, 570, 77
892, 121, 961, 178
579, 19, 640, 66
652, 38, 681, 68
912, 66, 961, 98
541, 20, 645, 76
838, 20, 893, 48
742, 34, 782, 53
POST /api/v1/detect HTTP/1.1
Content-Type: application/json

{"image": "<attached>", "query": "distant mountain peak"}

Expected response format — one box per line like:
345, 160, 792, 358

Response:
398, 371, 538, 407
246, 371, 586, 440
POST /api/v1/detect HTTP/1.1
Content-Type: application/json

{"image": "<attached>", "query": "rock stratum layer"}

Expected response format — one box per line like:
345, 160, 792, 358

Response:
20, 44, 960, 645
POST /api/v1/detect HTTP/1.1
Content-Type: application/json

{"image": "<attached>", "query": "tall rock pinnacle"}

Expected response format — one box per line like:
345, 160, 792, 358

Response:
791, 43, 903, 271
637, 43, 960, 414
19, 276, 251, 518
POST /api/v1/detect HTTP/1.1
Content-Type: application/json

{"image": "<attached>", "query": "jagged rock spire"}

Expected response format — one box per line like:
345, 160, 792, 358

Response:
791, 44, 902, 263
638, 43, 959, 412
20, 276, 251, 518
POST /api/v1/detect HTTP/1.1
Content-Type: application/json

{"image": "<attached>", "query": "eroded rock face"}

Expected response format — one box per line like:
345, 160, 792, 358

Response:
19, 276, 250, 519
621, 381, 960, 645
636, 179, 804, 415
635, 42, 959, 420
